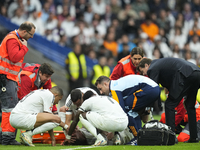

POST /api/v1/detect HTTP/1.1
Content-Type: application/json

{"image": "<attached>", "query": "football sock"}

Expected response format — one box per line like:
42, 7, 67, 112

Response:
79, 114, 97, 137
32, 122, 58, 135
58, 111, 66, 123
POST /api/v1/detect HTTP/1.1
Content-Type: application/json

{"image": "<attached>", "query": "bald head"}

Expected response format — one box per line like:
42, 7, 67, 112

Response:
19, 21, 36, 32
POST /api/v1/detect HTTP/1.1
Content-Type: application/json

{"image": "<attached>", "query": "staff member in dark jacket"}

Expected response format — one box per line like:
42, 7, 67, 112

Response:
138, 58, 200, 143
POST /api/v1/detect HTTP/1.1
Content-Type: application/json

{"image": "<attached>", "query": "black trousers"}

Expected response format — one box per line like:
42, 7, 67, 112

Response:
165, 71, 200, 140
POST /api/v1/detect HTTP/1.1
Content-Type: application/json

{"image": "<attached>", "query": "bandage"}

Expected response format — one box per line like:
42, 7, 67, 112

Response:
66, 134, 71, 139
63, 124, 68, 130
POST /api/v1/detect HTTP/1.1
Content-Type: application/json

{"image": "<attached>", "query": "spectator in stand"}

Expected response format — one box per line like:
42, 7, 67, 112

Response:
154, 35, 172, 58
83, 4, 94, 25
148, 0, 166, 16
44, 12, 58, 32
110, 0, 121, 16
140, 32, 154, 59
156, 9, 170, 34
0, 5, 8, 17
191, 0, 200, 12
189, 34, 200, 56
51, 20, 66, 43
172, 44, 182, 58
75, 0, 88, 19
61, 14, 75, 38
91, 0, 106, 16
103, 32, 118, 58
122, 17, 138, 42
27, 9, 45, 36
169, 27, 187, 50
11, 7, 26, 26
185, 50, 197, 65
118, 4, 139, 22
118, 34, 136, 53
39, 1, 51, 23
23, 0, 37, 18
102, 5, 116, 28
117, 43, 130, 61
131, 0, 150, 15
57, 0, 76, 20
7, 0, 23, 18
57, 5, 70, 22
152, 46, 163, 60
110, 47, 144, 80
140, 14, 159, 41
189, 19, 200, 39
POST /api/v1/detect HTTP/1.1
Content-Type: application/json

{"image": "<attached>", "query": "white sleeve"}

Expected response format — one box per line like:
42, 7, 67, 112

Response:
78, 99, 91, 112
43, 92, 54, 113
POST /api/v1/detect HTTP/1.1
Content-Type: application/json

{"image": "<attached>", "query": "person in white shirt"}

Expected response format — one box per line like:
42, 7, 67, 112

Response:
65, 90, 128, 146
59, 87, 98, 127
9, 86, 67, 147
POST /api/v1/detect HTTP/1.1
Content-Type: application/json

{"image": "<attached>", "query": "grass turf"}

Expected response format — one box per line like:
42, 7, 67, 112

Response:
0, 115, 200, 150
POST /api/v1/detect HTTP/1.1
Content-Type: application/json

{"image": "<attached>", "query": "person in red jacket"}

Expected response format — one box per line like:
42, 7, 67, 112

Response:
17, 63, 57, 113
0, 21, 35, 145
160, 99, 200, 142
110, 47, 144, 80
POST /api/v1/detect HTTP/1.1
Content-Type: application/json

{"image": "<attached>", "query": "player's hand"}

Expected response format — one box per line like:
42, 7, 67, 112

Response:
20, 39, 27, 46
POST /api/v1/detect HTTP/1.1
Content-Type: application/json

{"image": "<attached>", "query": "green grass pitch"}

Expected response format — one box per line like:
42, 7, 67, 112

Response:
0, 115, 199, 150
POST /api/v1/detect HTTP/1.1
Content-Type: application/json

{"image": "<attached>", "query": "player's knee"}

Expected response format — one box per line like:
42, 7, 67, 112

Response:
52, 116, 61, 124
59, 106, 65, 112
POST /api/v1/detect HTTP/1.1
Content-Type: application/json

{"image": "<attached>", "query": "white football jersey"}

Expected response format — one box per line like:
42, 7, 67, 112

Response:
65, 87, 98, 115
12, 89, 54, 114
79, 95, 127, 120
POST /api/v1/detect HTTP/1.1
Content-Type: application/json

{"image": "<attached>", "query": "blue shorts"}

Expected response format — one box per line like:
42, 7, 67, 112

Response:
124, 85, 160, 112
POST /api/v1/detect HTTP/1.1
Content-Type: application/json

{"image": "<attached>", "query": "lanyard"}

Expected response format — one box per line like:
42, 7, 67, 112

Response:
15, 30, 22, 40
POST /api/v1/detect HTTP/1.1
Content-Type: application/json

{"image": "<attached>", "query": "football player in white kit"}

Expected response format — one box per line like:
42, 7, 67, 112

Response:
59, 87, 98, 129
9, 86, 67, 146
65, 89, 129, 146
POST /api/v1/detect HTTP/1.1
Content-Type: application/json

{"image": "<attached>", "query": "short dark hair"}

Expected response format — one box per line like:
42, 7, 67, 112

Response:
19, 21, 36, 32
50, 86, 63, 96
83, 90, 94, 101
71, 89, 82, 102
137, 58, 152, 69
39, 63, 54, 75
130, 47, 144, 57
95, 76, 110, 86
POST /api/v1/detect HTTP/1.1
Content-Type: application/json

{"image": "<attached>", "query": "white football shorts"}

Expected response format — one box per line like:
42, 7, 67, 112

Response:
86, 111, 128, 132
10, 112, 37, 130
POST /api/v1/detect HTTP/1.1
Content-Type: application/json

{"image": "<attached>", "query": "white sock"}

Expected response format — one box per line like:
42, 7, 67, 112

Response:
58, 111, 66, 123
32, 122, 58, 135
79, 114, 97, 137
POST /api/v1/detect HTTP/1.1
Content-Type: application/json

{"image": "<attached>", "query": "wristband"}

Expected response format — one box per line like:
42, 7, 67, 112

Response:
66, 134, 71, 140
63, 124, 68, 130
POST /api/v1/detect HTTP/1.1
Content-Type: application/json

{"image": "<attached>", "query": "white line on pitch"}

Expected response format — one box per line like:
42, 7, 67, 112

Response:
60, 146, 104, 150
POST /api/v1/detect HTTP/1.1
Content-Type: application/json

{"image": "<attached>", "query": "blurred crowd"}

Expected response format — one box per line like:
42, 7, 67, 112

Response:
1, 0, 200, 67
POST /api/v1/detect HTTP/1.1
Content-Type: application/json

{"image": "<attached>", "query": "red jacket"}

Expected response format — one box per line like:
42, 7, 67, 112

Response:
0, 31, 28, 81
110, 55, 140, 80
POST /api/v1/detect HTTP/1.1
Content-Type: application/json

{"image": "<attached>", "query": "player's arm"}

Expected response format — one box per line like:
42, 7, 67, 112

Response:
66, 110, 82, 139
110, 90, 126, 112
48, 129, 56, 146
65, 114, 73, 127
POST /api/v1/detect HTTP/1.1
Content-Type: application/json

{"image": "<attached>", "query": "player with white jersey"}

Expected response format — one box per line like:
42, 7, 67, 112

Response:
9, 87, 67, 147
95, 75, 160, 145
59, 87, 98, 126
65, 90, 128, 146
